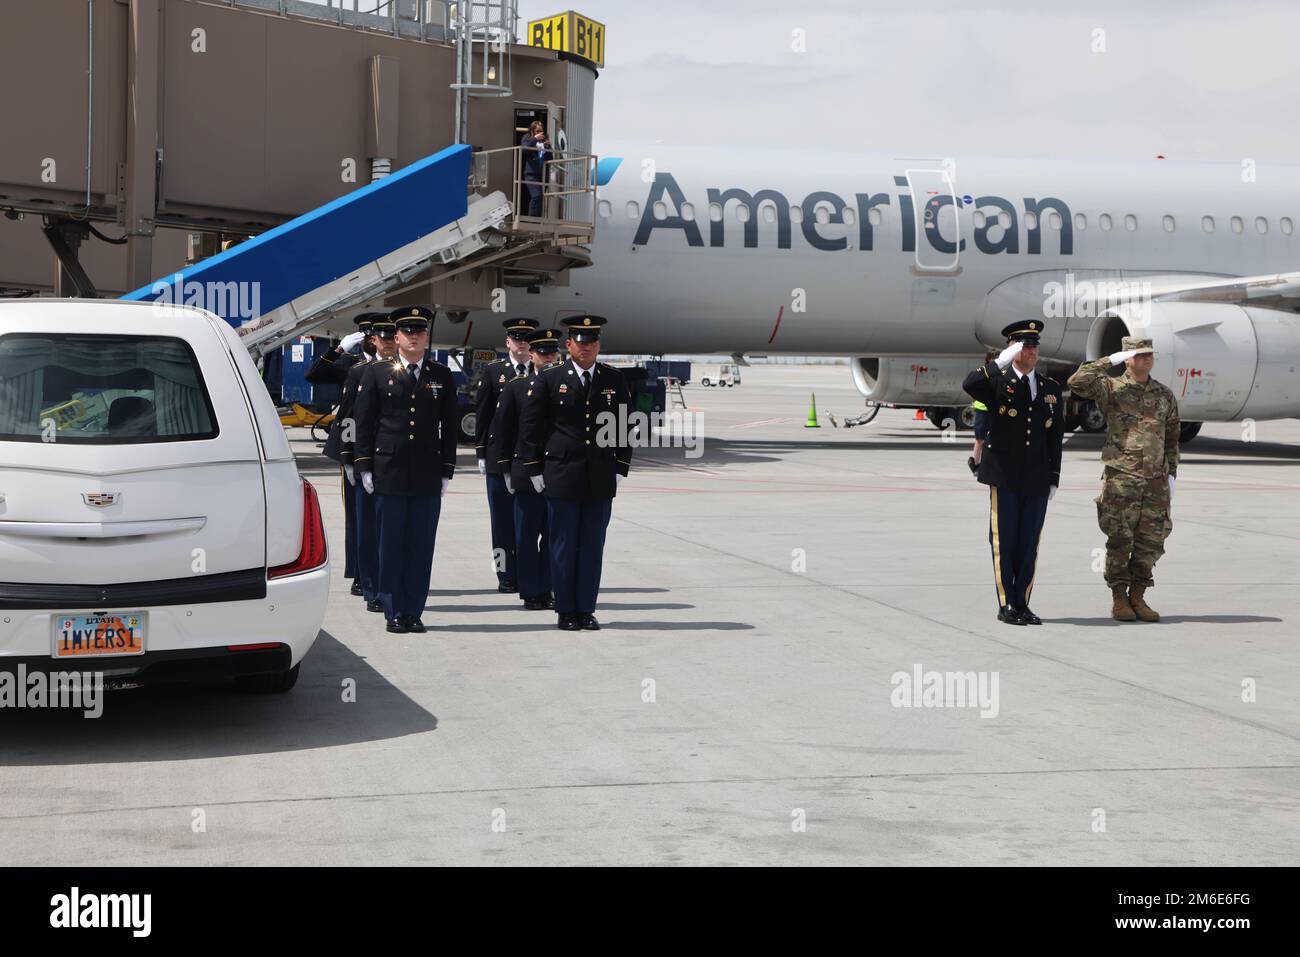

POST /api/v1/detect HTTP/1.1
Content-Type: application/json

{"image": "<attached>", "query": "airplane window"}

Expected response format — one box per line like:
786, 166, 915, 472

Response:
626, 200, 640, 219
735, 204, 750, 223
1047, 211, 1062, 229
998, 211, 1012, 229
815, 205, 831, 225
597, 200, 611, 219
1074, 213, 1087, 231
790, 205, 804, 223
681, 202, 696, 222
709, 202, 723, 222
973, 210, 987, 228
842, 208, 856, 226
1231, 216, 1244, 234
761, 203, 777, 224
1255, 216, 1268, 234
1282, 217, 1294, 235
1124, 214, 1137, 231
1202, 216, 1215, 233
653, 201, 668, 220
1162, 215, 1175, 233
1024, 211, 1038, 230
868, 207, 883, 227
1099, 213, 1113, 231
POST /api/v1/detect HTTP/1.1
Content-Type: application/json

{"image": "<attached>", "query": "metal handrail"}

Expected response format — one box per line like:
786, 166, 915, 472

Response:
472, 146, 597, 234
212, 1, 452, 42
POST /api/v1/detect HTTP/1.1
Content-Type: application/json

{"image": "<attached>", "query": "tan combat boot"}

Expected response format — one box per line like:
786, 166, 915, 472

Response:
1128, 585, 1160, 622
1111, 585, 1137, 621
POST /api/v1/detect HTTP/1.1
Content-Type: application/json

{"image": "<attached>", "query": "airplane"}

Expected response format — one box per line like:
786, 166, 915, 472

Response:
456, 143, 1300, 439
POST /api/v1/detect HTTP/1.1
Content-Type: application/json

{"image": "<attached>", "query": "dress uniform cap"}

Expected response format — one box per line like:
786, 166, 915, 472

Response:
370, 320, 397, 339
353, 312, 384, 331
562, 315, 607, 342
1121, 335, 1155, 355
390, 305, 434, 332
527, 328, 561, 352
504, 318, 541, 338
1000, 318, 1044, 345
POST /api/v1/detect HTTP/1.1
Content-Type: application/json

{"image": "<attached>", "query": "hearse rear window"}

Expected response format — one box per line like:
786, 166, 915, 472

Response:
0, 334, 219, 444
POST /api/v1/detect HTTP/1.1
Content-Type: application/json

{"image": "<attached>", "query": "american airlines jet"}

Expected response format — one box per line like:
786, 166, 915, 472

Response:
473, 145, 1300, 435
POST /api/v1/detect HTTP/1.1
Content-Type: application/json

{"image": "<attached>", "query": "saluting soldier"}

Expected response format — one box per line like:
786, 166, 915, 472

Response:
474, 318, 539, 594
518, 316, 633, 631
490, 327, 563, 610
340, 319, 399, 614
318, 314, 379, 596
1067, 337, 1179, 622
962, 319, 1065, 626
352, 306, 459, 634
305, 312, 379, 387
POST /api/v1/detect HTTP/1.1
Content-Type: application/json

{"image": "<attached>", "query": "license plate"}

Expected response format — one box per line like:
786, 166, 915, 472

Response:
52, 612, 146, 659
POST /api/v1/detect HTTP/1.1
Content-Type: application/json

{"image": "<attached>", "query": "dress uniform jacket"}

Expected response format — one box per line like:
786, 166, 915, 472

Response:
305, 347, 361, 387
323, 355, 372, 464
489, 369, 540, 486
474, 359, 528, 475
352, 356, 459, 496
962, 361, 1064, 496
518, 359, 633, 502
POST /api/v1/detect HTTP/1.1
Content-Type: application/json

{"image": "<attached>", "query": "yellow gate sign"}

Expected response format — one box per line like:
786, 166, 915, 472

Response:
526, 11, 605, 68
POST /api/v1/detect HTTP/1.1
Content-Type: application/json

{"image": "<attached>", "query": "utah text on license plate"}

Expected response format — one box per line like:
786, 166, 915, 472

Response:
53, 613, 146, 658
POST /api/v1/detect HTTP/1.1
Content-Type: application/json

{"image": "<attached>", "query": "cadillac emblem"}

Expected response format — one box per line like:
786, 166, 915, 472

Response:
83, 492, 119, 508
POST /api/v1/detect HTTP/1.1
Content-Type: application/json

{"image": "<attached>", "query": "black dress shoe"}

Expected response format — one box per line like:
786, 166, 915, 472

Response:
997, 605, 1026, 626
366, 599, 384, 613
557, 614, 580, 631
578, 614, 600, 631
350, 580, 363, 596
404, 618, 427, 633
498, 582, 517, 594
523, 597, 549, 610
386, 619, 409, 634
1018, 606, 1042, 625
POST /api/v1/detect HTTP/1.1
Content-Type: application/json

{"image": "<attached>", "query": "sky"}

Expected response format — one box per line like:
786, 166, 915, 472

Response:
296, 1, 1300, 162
513, 0, 1300, 162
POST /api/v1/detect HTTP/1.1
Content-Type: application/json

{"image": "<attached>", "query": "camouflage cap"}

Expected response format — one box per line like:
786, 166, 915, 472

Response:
1121, 336, 1155, 355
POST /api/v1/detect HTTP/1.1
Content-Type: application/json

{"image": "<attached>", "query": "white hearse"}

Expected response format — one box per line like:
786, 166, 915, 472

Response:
0, 300, 328, 692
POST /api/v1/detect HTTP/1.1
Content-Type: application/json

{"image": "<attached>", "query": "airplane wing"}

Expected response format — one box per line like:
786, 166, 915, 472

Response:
1152, 271, 1300, 313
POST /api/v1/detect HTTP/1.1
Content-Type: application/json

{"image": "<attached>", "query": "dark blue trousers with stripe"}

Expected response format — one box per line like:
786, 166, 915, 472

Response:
353, 482, 380, 602
485, 472, 516, 588
375, 493, 441, 621
988, 486, 1048, 612
547, 497, 612, 616
513, 485, 551, 601
341, 466, 358, 580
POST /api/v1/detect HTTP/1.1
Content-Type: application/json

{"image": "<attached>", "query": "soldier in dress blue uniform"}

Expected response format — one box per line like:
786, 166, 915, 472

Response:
305, 312, 380, 387
352, 307, 459, 634
518, 316, 633, 631
340, 319, 398, 614
962, 319, 1065, 626
490, 328, 563, 610
315, 313, 380, 596
474, 318, 539, 594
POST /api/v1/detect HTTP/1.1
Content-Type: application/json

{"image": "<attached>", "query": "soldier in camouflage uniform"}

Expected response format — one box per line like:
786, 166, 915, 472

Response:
1067, 336, 1180, 622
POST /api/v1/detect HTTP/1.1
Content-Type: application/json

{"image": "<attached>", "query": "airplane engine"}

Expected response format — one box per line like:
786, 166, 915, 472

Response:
1087, 303, 1300, 421
850, 356, 982, 405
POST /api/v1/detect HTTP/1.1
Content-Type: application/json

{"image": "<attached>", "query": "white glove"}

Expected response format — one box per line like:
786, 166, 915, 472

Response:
531, 475, 545, 493
340, 331, 366, 353
477, 458, 486, 476
995, 341, 1024, 369
504, 475, 514, 494
362, 472, 374, 494
1108, 349, 1139, 366
344, 464, 355, 486
1167, 475, 1175, 500
1048, 485, 1057, 501
616, 474, 624, 488
441, 478, 449, 497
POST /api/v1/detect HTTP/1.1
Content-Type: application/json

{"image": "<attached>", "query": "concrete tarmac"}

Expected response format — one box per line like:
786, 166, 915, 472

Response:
1, 365, 1297, 865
